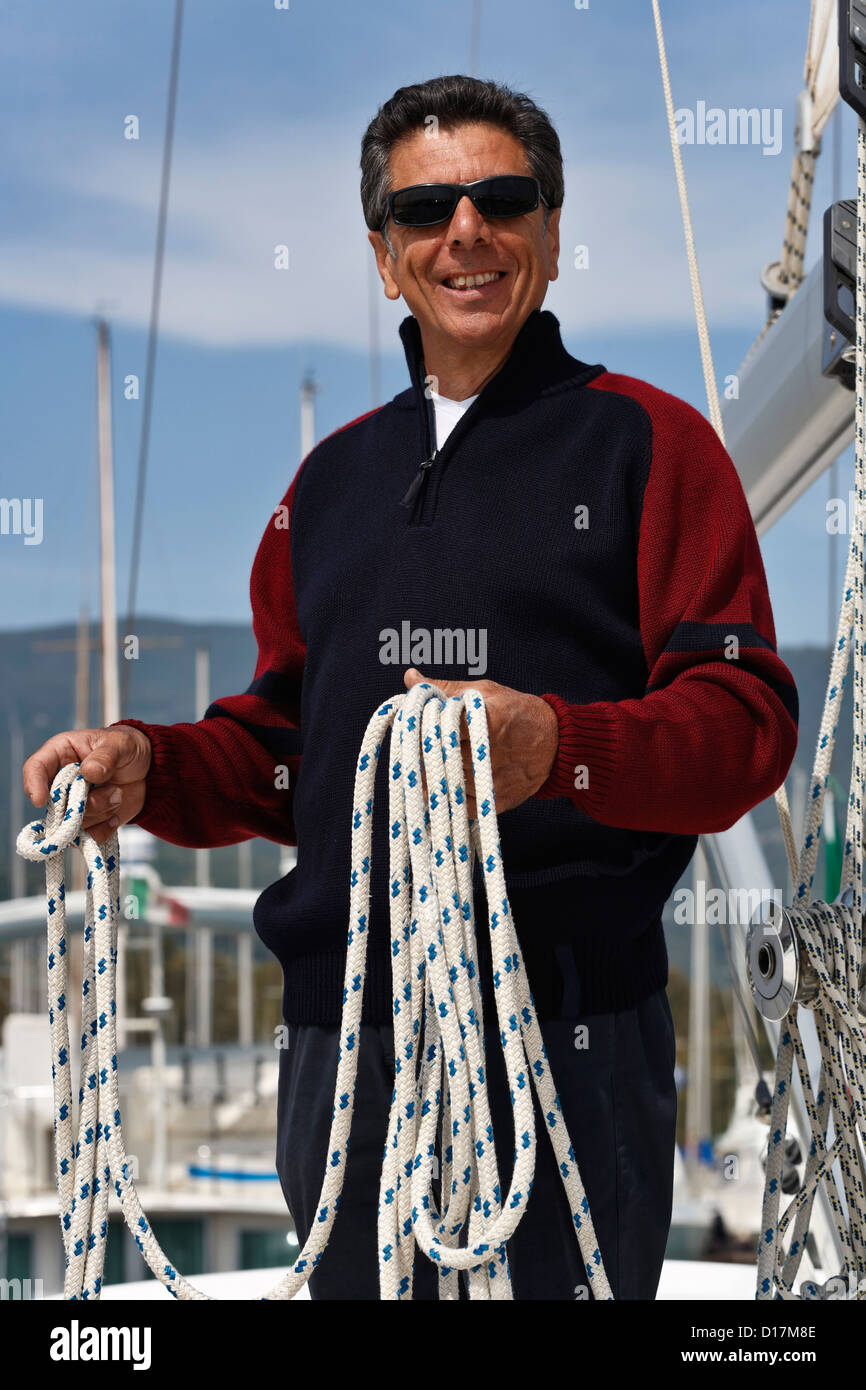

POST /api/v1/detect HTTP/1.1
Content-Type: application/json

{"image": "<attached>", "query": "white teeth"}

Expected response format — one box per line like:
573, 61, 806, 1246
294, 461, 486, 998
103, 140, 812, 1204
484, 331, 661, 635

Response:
445, 270, 504, 289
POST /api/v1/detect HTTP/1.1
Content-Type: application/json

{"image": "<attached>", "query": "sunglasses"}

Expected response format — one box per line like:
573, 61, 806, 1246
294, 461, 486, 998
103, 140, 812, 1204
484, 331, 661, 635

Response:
381, 175, 549, 230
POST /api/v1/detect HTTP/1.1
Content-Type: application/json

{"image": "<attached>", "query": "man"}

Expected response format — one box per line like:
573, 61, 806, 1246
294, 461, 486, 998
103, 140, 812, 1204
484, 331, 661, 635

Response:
24, 74, 798, 1300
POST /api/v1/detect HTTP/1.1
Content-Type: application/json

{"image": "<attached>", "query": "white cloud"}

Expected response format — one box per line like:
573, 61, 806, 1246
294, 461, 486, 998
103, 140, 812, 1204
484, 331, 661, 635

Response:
0, 114, 793, 349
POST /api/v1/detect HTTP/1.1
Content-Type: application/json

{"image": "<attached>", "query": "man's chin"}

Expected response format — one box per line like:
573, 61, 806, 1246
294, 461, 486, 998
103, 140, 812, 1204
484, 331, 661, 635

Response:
431, 298, 516, 343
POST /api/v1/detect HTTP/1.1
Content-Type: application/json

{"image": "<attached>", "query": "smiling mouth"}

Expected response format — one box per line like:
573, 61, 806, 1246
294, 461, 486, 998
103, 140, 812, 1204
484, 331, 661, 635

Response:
441, 270, 507, 290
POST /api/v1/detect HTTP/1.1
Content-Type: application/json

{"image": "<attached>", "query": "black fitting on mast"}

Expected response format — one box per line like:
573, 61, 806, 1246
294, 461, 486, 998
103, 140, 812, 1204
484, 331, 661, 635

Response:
821, 200, 857, 386
840, 0, 866, 120
825, 1, 866, 385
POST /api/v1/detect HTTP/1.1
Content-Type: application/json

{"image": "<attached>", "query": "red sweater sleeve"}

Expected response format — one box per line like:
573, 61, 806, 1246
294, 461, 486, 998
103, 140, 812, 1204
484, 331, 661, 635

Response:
111, 471, 305, 848
533, 380, 798, 834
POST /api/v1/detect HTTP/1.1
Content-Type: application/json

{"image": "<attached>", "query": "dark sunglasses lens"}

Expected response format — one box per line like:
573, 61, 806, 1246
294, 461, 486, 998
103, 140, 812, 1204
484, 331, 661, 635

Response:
389, 177, 541, 226
391, 186, 458, 225
473, 177, 539, 218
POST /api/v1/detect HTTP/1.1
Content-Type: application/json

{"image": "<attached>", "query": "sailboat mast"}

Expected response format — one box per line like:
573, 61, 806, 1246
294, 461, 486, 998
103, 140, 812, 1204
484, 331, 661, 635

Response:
300, 371, 316, 460
468, 0, 481, 76
195, 643, 210, 889
96, 319, 120, 727
8, 708, 25, 900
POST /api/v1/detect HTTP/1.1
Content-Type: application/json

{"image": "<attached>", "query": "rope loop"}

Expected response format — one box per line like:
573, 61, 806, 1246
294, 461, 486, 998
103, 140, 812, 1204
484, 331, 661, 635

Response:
16, 762, 89, 862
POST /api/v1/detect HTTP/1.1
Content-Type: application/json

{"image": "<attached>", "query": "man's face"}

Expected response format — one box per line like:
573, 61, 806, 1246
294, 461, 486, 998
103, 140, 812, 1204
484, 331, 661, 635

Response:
369, 122, 560, 352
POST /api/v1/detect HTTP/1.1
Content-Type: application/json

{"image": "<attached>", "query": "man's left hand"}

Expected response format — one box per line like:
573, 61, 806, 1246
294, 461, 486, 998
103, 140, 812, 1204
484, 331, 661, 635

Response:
403, 668, 559, 816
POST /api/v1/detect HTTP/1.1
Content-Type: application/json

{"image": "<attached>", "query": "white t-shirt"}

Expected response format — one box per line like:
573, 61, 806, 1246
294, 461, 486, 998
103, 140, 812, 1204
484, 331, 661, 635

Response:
431, 391, 480, 450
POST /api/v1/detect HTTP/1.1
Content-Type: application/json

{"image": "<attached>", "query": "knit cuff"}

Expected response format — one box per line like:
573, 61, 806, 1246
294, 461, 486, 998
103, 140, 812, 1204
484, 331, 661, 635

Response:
533, 693, 621, 818
109, 718, 182, 830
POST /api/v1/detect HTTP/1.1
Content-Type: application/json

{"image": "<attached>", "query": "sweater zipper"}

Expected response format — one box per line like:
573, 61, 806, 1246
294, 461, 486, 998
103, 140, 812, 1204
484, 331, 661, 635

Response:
400, 451, 437, 511
400, 381, 440, 525
402, 367, 490, 525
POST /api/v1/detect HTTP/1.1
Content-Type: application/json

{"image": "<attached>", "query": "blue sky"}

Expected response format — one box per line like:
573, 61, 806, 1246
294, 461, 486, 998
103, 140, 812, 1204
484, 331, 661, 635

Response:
0, 0, 854, 649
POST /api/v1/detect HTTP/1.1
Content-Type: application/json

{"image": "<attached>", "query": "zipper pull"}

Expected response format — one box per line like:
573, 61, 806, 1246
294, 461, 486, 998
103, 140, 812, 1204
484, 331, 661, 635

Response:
400, 452, 437, 508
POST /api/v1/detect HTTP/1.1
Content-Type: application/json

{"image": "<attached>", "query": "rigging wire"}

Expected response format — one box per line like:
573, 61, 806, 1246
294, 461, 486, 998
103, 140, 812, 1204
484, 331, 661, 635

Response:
121, 0, 185, 718
649, 0, 725, 441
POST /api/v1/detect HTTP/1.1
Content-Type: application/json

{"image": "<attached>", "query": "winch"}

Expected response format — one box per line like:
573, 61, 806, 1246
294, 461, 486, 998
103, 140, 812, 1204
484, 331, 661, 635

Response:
746, 886, 866, 1021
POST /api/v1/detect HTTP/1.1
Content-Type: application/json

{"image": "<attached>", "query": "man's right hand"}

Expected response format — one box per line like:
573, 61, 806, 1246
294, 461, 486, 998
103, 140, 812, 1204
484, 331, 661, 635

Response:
22, 727, 153, 845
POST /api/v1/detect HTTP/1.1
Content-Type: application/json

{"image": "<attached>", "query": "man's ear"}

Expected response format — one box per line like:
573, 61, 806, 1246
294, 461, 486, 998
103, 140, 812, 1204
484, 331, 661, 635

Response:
545, 206, 561, 284
368, 229, 402, 302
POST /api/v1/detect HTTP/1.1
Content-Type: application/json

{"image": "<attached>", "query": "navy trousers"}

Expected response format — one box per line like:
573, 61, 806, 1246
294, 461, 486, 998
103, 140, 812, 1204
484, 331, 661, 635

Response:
275, 971, 677, 1300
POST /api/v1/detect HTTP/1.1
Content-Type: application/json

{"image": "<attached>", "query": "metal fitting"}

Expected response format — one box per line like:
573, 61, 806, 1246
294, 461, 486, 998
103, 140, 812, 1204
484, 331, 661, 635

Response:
746, 887, 866, 1022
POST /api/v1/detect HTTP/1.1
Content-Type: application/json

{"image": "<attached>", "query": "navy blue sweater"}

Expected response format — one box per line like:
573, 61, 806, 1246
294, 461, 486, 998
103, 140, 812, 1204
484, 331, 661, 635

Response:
119, 307, 799, 1023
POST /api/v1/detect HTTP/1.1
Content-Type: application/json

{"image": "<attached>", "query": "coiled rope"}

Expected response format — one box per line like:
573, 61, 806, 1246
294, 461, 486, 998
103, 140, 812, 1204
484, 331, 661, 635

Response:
17, 681, 612, 1301
753, 110, 866, 1301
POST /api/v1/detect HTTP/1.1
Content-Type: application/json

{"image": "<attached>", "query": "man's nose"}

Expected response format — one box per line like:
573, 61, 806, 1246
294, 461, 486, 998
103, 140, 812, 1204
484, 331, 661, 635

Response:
447, 194, 491, 242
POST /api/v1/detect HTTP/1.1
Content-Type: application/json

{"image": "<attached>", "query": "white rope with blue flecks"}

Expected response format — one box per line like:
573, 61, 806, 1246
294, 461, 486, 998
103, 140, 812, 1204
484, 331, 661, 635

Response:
653, 0, 866, 1301
17, 680, 611, 1301
751, 113, 866, 1303
377, 683, 610, 1299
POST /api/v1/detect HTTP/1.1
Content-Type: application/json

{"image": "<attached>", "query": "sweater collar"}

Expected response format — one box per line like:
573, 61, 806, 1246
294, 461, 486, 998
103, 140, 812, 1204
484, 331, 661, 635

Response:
396, 306, 603, 411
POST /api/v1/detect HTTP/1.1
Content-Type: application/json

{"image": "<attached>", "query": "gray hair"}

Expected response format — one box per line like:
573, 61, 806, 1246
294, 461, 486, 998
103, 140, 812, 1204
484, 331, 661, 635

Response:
361, 74, 563, 254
